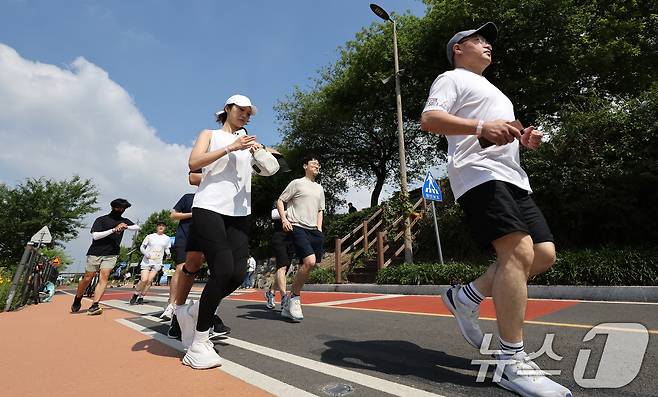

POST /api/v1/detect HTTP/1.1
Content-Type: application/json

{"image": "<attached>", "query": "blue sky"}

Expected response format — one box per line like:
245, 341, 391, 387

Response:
0, 0, 430, 271
1, 0, 427, 147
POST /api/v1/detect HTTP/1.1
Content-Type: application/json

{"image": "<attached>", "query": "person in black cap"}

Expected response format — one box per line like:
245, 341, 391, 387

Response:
420, 23, 571, 397
71, 198, 140, 315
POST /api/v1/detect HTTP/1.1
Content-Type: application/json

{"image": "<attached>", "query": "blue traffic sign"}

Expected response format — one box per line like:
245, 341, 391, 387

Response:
422, 172, 443, 202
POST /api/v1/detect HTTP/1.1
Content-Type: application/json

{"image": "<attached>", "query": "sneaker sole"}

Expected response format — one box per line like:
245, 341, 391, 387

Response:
441, 290, 481, 349
182, 356, 222, 369
281, 311, 303, 321
87, 309, 103, 316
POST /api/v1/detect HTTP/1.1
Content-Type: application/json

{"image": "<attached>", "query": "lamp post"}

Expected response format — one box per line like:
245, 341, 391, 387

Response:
370, 3, 413, 263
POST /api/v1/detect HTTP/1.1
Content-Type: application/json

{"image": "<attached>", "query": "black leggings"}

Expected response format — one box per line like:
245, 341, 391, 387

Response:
189, 208, 249, 332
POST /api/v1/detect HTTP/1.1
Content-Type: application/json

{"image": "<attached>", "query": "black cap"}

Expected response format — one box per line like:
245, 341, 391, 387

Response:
110, 198, 131, 209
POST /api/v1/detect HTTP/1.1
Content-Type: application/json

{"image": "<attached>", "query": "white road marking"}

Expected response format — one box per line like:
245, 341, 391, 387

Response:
310, 294, 404, 307
116, 319, 318, 397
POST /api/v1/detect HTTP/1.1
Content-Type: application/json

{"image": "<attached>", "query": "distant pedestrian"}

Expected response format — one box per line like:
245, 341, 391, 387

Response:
348, 202, 357, 214
130, 221, 171, 305
241, 254, 256, 289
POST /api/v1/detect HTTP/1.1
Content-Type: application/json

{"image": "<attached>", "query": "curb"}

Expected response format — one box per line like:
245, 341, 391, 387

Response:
302, 284, 658, 302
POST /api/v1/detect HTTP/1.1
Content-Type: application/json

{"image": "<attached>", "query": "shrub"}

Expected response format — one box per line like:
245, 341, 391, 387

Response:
376, 262, 488, 285
307, 266, 337, 284
530, 246, 658, 286
375, 247, 657, 286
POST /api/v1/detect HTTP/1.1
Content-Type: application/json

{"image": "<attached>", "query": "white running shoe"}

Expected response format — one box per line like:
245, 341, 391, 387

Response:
176, 301, 199, 349
265, 290, 275, 310
282, 295, 303, 321
182, 339, 222, 369
494, 351, 573, 397
160, 303, 175, 321
441, 285, 484, 349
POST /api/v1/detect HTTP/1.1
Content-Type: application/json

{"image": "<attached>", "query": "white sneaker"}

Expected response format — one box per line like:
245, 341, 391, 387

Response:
282, 295, 303, 321
175, 301, 199, 349
160, 303, 175, 321
265, 290, 275, 310
182, 339, 222, 369
494, 351, 572, 397
441, 285, 484, 349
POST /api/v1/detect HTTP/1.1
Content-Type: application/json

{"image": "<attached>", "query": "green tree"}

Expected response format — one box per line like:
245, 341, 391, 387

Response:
277, 0, 657, 209
130, 209, 177, 263
523, 85, 658, 247
0, 176, 98, 268
276, 13, 440, 207
40, 246, 74, 272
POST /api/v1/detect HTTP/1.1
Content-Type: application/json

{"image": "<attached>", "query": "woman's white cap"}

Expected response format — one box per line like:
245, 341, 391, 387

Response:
215, 94, 258, 117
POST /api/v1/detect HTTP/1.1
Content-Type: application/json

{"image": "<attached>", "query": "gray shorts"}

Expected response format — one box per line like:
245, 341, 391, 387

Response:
140, 263, 163, 272
85, 255, 118, 272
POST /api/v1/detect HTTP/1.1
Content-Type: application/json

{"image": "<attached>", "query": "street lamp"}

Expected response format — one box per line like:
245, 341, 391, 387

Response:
370, 3, 413, 263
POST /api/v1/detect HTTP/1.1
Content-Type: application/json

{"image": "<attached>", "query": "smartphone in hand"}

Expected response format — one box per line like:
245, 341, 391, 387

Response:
478, 120, 524, 148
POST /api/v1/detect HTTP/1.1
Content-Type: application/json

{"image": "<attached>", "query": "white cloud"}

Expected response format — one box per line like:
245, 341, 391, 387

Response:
0, 43, 193, 272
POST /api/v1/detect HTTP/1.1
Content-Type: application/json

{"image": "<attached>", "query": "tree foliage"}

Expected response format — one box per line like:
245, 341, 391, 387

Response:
40, 246, 74, 272
276, 0, 657, 210
0, 176, 98, 267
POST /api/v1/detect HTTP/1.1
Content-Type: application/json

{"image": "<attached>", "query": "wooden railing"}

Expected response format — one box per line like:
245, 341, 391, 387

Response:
333, 196, 428, 282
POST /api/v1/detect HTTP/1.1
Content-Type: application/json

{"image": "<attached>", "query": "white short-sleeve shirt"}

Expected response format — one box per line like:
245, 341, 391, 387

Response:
140, 233, 171, 265
422, 68, 531, 199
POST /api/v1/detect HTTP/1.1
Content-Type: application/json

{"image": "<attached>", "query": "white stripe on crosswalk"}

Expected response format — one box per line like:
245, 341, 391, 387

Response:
116, 319, 318, 397
102, 299, 162, 315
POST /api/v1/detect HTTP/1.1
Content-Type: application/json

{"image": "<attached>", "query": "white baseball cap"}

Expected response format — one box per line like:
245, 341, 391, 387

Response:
215, 94, 258, 118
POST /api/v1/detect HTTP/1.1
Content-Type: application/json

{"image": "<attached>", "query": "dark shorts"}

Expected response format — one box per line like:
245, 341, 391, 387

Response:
291, 226, 324, 263
173, 242, 187, 265
271, 231, 294, 269
457, 180, 554, 246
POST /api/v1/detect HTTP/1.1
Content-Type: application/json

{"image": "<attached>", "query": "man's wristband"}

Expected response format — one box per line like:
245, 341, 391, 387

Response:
475, 120, 484, 137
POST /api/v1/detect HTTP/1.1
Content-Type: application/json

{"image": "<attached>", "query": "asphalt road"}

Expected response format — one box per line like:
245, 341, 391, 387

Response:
91, 287, 658, 397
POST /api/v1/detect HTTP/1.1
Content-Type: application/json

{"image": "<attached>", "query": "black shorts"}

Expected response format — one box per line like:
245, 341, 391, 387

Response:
271, 231, 294, 269
174, 242, 187, 265
291, 226, 324, 263
457, 180, 553, 246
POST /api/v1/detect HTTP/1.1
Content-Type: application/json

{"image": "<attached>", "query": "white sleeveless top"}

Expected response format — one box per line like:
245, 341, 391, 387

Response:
193, 129, 252, 216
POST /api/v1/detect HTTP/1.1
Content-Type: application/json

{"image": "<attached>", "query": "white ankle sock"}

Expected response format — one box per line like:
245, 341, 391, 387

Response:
456, 282, 484, 309
192, 330, 210, 345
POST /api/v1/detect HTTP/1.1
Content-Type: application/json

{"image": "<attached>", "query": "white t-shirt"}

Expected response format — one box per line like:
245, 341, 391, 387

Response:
193, 129, 252, 216
140, 233, 171, 265
247, 256, 256, 272
279, 177, 325, 230
422, 68, 531, 199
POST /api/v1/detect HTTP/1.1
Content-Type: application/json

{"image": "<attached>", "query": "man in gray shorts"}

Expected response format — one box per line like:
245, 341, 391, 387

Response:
277, 154, 325, 321
71, 198, 140, 315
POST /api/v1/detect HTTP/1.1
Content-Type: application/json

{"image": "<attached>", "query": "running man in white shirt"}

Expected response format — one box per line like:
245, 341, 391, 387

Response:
278, 155, 325, 321
420, 22, 571, 397
130, 221, 171, 305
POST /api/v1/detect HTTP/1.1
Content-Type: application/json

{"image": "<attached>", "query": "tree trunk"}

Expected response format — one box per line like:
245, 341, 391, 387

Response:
370, 175, 385, 207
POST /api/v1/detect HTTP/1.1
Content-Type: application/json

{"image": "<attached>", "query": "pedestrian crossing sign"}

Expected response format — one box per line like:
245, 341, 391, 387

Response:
422, 172, 442, 202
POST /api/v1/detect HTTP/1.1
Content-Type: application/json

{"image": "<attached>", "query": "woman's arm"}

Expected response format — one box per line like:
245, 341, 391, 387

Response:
188, 130, 258, 171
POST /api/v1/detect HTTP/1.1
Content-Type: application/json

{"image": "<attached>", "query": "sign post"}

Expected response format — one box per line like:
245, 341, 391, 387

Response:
421, 172, 444, 265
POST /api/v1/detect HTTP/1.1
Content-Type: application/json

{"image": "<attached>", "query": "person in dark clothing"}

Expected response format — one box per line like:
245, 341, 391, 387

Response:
71, 198, 140, 315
